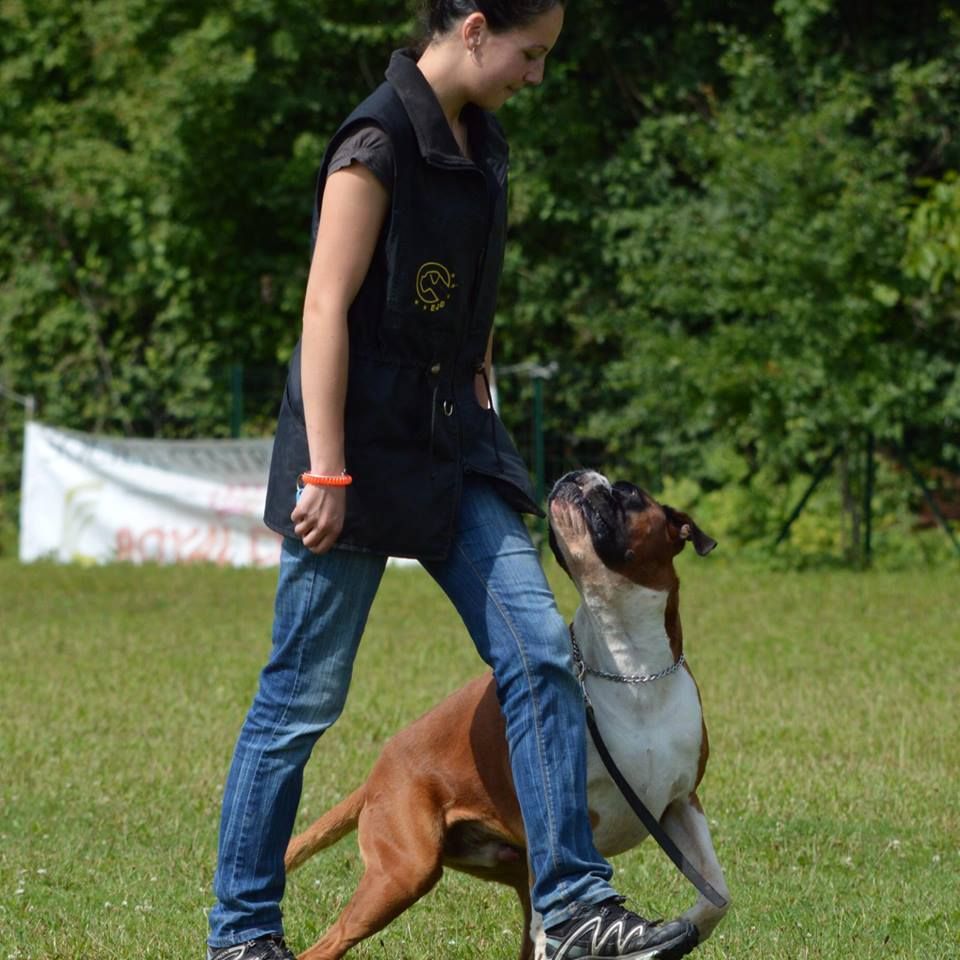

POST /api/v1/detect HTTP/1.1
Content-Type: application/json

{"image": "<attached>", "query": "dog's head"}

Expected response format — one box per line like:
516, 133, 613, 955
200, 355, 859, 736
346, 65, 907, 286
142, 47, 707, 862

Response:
548, 469, 716, 591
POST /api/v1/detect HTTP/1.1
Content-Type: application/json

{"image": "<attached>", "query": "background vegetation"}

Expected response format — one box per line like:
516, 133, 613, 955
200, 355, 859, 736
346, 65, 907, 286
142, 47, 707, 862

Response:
2, 0, 960, 565
2, 556, 957, 959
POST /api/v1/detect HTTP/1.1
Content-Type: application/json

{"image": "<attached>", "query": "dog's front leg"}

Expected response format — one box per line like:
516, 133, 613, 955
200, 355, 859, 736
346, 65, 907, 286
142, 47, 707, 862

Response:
659, 793, 730, 943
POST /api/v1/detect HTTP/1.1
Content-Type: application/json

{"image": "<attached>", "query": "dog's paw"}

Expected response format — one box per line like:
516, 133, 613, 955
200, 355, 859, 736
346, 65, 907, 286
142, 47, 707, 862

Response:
550, 501, 592, 570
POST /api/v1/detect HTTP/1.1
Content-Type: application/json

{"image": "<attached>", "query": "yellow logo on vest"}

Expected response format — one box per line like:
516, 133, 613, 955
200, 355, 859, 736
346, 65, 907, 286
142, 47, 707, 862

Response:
415, 262, 457, 312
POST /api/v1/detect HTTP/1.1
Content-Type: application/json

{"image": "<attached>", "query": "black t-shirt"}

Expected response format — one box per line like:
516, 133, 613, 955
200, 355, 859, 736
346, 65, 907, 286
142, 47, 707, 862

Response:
326, 125, 394, 190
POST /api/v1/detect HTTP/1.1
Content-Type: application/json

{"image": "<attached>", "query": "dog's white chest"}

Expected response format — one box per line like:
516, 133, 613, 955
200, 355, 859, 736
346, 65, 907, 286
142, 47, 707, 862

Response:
584, 670, 703, 856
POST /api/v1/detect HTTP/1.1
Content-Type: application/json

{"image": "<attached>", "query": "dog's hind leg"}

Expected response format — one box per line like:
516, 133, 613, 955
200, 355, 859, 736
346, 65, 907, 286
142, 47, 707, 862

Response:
513, 883, 535, 960
659, 792, 730, 943
297, 796, 445, 960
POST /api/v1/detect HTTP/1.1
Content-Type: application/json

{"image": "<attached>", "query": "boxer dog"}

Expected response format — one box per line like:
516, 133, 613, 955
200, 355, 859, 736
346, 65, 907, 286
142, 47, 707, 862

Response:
284, 470, 730, 960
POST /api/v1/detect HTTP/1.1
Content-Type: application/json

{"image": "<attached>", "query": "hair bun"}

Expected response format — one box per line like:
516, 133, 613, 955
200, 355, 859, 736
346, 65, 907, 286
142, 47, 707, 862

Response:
422, 1, 562, 37
425, 1, 476, 36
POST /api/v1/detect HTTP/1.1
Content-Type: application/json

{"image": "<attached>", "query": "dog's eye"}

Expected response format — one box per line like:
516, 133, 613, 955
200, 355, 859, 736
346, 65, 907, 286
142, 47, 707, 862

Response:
613, 482, 650, 512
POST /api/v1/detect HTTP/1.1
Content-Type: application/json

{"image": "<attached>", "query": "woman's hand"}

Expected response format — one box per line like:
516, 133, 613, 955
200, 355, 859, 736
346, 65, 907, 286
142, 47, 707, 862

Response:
291, 484, 347, 555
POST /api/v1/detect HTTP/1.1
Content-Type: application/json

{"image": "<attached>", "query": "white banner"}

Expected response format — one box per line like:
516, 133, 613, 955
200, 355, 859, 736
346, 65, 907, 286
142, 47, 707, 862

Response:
19, 422, 282, 567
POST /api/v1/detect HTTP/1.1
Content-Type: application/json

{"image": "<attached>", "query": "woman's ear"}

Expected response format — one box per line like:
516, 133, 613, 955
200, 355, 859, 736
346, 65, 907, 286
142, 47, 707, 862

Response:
462, 11, 487, 55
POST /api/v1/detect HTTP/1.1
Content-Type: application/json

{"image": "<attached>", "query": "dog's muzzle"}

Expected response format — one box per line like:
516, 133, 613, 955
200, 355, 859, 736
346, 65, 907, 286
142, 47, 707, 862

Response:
548, 470, 634, 570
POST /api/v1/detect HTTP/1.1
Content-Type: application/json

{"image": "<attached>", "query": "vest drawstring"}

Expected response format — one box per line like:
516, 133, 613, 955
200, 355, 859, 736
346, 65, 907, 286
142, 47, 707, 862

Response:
476, 361, 503, 470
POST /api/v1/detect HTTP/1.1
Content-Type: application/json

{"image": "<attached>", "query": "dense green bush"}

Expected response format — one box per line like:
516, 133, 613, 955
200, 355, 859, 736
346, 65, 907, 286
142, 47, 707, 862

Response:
2, 0, 958, 565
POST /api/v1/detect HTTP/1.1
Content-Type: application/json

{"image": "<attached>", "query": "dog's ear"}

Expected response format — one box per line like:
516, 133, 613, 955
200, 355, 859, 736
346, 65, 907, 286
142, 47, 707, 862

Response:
663, 506, 717, 556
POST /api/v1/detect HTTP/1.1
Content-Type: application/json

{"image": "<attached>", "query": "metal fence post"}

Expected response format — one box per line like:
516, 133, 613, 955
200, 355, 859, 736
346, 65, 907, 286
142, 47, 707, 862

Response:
533, 374, 545, 507
230, 363, 244, 438
0, 383, 36, 418
863, 432, 875, 568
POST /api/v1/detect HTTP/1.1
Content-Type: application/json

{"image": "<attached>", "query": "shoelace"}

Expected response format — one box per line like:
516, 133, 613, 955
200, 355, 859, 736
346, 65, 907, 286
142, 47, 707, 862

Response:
262, 937, 292, 960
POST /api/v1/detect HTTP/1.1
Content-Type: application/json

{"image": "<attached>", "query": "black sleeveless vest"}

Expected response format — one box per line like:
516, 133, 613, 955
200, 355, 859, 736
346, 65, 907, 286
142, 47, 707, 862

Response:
263, 50, 540, 560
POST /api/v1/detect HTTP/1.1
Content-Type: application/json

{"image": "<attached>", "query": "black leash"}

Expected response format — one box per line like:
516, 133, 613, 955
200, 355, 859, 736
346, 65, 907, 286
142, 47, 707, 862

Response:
572, 629, 728, 909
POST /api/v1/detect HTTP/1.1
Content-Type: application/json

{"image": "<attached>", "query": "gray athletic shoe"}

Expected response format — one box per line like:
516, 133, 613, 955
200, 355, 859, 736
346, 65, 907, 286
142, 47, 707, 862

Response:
207, 934, 296, 960
544, 898, 698, 959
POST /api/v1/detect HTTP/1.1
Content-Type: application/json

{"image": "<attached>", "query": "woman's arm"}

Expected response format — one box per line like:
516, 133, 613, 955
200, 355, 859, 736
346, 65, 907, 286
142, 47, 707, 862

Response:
292, 163, 390, 555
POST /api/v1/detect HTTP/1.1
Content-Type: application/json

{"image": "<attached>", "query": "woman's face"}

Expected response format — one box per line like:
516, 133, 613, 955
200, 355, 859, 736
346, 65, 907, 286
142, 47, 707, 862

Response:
470, 5, 564, 110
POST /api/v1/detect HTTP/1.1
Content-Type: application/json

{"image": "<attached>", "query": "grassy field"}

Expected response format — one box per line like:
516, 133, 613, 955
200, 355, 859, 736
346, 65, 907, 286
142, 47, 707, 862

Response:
1, 552, 958, 959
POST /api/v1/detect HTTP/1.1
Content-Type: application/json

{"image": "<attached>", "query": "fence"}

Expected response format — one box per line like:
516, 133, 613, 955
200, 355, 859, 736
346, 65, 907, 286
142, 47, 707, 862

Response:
5, 368, 959, 565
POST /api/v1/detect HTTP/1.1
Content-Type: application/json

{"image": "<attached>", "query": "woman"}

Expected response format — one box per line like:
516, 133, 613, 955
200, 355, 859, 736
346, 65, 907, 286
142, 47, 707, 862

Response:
207, 3, 698, 958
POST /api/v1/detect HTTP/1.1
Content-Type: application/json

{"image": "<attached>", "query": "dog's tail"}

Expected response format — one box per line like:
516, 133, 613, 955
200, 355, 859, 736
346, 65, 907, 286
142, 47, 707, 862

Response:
285, 785, 366, 873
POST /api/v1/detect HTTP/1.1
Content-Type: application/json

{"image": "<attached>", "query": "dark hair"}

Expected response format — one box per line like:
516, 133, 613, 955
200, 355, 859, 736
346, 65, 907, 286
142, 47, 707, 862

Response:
422, 0, 564, 36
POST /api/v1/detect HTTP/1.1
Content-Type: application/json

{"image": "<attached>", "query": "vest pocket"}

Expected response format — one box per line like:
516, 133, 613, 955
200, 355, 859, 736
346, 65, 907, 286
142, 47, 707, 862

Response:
345, 357, 429, 449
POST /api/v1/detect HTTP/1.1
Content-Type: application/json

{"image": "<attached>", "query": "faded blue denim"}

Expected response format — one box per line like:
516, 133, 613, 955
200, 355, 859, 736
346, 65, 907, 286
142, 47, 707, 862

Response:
208, 477, 614, 948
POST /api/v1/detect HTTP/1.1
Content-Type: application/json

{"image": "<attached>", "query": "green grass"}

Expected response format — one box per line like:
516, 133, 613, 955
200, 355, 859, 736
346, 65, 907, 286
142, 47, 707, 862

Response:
1, 553, 958, 959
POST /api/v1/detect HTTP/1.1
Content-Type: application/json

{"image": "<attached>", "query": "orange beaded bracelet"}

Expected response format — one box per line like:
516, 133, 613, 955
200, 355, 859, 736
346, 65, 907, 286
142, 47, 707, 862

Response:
298, 471, 353, 488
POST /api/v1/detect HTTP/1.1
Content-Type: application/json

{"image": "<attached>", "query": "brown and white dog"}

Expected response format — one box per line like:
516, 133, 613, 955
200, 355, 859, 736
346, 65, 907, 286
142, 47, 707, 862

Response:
284, 469, 730, 960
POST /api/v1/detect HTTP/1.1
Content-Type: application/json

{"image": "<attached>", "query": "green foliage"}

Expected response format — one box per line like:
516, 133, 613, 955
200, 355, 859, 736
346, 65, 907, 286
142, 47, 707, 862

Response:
658, 445, 960, 571
904, 172, 960, 293
494, 0, 960, 564
0, 0, 414, 541
2, 0, 959, 564
0, 0, 412, 440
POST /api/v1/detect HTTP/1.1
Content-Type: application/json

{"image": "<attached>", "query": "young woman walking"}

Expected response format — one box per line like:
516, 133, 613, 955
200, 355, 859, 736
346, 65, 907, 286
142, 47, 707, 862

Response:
207, 3, 698, 958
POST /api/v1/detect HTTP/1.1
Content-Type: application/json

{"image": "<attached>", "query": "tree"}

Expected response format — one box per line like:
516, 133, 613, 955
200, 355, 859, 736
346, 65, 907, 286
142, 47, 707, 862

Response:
0, 0, 412, 435
495, 0, 960, 560
2, 0, 959, 563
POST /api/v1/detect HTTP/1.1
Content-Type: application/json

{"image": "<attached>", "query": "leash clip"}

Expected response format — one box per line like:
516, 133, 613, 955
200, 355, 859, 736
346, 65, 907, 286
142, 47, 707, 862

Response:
569, 625, 590, 705
578, 675, 593, 711
574, 655, 586, 685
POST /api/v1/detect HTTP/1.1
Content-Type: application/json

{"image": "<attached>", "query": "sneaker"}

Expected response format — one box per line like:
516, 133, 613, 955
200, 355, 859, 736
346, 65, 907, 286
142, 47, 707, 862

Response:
544, 898, 698, 959
207, 934, 296, 960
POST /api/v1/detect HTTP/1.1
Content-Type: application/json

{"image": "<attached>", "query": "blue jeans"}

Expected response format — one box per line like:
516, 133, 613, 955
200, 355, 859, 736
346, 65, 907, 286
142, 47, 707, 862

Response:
208, 477, 615, 947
